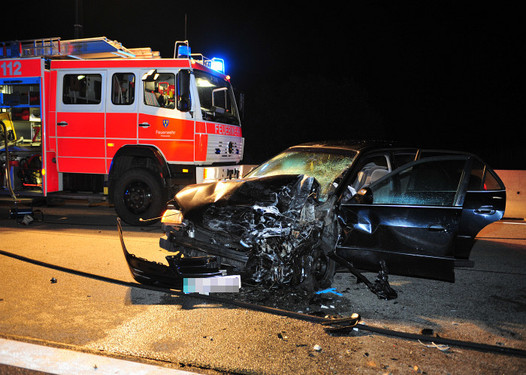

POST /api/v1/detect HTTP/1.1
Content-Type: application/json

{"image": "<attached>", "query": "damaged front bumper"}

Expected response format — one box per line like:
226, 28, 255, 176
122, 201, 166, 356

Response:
118, 218, 229, 289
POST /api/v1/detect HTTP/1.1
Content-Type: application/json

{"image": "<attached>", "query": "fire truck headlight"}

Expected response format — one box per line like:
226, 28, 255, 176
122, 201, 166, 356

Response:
161, 209, 184, 226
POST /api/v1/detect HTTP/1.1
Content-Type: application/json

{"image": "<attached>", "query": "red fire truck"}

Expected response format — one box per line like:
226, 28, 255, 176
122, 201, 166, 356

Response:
0, 37, 244, 225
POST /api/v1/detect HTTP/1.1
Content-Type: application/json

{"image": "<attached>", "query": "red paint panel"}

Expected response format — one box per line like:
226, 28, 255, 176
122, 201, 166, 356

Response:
46, 133, 56, 151
206, 122, 242, 137
56, 112, 104, 137
106, 112, 138, 138
138, 114, 194, 140
195, 134, 208, 161
45, 70, 56, 112
196, 121, 206, 133
147, 140, 194, 162
44, 152, 59, 193
0, 58, 42, 78
57, 138, 105, 158
58, 157, 106, 174
106, 139, 137, 159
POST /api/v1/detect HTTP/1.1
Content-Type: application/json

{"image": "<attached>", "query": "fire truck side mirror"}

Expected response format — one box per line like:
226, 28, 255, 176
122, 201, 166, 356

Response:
176, 70, 192, 112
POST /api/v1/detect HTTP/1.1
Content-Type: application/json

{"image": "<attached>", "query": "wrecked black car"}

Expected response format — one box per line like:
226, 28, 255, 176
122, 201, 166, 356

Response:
121, 141, 506, 297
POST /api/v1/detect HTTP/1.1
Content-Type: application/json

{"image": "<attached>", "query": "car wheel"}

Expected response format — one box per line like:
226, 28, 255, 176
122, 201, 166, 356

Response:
113, 168, 166, 226
293, 248, 336, 292
311, 249, 336, 289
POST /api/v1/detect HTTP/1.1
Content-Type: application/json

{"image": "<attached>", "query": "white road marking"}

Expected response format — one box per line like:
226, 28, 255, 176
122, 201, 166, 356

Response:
502, 221, 526, 225
0, 338, 198, 374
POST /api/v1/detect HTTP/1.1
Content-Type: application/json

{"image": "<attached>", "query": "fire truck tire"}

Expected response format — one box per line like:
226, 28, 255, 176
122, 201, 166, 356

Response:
113, 168, 166, 226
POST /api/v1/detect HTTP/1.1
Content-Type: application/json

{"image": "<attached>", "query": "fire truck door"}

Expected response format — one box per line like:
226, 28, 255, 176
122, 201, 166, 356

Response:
56, 71, 106, 174
138, 70, 195, 162
105, 72, 138, 171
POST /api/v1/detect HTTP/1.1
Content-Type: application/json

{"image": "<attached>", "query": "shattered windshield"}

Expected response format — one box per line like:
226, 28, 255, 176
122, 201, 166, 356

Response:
246, 149, 356, 201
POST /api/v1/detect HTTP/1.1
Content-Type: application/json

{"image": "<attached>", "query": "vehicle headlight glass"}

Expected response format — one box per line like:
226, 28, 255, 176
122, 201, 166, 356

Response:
161, 209, 184, 226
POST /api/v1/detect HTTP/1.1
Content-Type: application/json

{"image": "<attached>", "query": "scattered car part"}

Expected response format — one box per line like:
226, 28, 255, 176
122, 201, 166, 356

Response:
330, 252, 397, 300
321, 313, 361, 333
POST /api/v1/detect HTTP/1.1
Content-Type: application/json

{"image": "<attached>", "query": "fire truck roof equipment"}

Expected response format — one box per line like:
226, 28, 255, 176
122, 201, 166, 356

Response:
175, 40, 226, 74
0, 36, 160, 60
1, 37, 227, 74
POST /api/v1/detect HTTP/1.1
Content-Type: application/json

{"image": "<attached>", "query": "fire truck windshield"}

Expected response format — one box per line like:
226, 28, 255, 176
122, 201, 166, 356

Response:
194, 70, 239, 125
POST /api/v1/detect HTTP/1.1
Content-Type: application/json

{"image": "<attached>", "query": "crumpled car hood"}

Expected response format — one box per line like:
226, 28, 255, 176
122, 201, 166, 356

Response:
173, 174, 315, 214
167, 174, 331, 287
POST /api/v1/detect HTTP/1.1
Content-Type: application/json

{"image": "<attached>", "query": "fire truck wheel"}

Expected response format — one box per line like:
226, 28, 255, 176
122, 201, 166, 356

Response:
113, 168, 166, 226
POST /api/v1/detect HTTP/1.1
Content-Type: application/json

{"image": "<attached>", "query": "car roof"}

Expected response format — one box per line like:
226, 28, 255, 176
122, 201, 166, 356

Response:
287, 140, 479, 158
287, 140, 404, 153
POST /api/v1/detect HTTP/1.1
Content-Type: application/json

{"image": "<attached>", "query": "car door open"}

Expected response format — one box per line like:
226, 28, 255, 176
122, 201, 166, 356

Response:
336, 155, 472, 282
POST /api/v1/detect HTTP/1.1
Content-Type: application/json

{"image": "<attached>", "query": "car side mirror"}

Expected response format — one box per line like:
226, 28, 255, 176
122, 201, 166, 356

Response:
353, 187, 373, 204
176, 70, 192, 112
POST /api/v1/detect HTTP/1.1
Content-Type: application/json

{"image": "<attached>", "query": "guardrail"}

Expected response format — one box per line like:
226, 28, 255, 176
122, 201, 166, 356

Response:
496, 170, 525, 219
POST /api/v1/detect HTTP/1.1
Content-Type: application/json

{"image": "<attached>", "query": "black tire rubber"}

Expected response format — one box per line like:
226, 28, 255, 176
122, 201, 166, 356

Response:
292, 247, 337, 292
113, 168, 166, 226
311, 250, 337, 289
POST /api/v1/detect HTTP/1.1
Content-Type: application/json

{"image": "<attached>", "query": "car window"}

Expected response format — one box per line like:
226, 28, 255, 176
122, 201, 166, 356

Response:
246, 150, 356, 201
484, 170, 504, 190
467, 159, 504, 191
371, 158, 466, 206
348, 154, 390, 196
194, 70, 239, 125
112, 73, 135, 105
143, 72, 175, 109
63, 74, 102, 104
392, 151, 417, 169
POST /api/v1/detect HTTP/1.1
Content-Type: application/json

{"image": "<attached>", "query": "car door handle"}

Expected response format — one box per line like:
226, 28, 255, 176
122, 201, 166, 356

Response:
57, 121, 68, 127
475, 205, 496, 215
139, 122, 151, 128
427, 225, 446, 232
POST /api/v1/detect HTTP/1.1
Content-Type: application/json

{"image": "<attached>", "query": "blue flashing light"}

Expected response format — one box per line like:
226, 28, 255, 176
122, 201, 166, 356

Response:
177, 45, 191, 58
210, 58, 225, 74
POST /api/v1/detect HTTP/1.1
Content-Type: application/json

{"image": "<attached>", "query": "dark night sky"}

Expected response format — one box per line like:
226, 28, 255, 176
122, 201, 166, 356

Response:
2, 1, 524, 168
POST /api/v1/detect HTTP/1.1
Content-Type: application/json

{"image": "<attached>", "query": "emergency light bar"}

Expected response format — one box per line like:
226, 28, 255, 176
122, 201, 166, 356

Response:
210, 58, 225, 74
177, 45, 191, 58
175, 41, 226, 74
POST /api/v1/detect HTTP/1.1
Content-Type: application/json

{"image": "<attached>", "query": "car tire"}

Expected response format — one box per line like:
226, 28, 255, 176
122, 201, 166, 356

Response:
113, 168, 166, 226
293, 248, 336, 292
310, 249, 337, 290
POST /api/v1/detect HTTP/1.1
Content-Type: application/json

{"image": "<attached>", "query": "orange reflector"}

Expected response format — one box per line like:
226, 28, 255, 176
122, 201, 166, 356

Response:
161, 209, 184, 225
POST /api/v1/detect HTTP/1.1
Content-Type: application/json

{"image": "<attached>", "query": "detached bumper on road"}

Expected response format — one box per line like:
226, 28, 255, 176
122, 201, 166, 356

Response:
117, 218, 224, 288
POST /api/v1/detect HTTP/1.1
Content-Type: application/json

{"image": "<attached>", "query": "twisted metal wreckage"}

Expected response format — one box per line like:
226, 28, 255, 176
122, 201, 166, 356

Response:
120, 174, 398, 300
119, 141, 505, 301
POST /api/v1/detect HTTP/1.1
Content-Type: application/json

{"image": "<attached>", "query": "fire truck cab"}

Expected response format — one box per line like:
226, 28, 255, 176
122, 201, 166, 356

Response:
0, 37, 244, 225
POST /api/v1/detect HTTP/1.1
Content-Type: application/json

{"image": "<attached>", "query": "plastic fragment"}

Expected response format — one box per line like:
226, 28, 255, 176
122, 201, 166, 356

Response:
315, 287, 343, 296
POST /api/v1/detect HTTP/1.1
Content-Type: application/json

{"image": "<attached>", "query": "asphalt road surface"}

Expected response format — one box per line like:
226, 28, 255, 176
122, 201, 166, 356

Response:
0, 198, 525, 374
